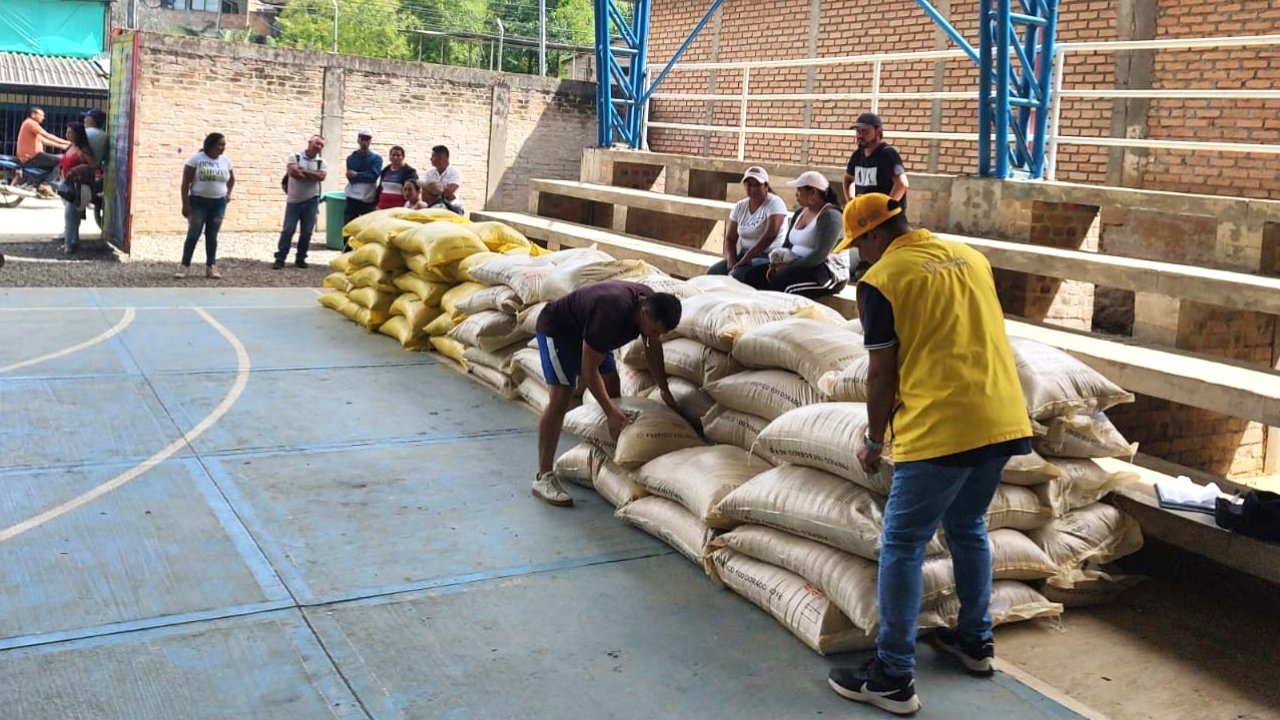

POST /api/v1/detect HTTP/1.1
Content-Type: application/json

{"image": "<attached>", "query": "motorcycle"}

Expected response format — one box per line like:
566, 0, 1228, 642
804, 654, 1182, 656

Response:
0, 154, 105, 229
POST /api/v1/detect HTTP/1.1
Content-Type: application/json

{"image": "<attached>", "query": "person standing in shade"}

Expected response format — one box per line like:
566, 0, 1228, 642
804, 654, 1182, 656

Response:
825, 193, 1032, 716
177, 132, 235, 279
424, 145, 463, 213
842, 113, 909, 281
343, 128, 382, 228
707, 166, 788, 283
376, 145, 417, 210
531, 281, 683, 507
274, 134, 328, 270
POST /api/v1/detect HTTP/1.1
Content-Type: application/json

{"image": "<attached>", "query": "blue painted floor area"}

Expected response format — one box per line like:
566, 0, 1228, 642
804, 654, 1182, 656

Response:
0, 288, 1082, 719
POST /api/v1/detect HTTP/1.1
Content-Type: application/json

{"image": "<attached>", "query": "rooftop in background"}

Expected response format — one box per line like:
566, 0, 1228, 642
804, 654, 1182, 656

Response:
0, 51, 108, 93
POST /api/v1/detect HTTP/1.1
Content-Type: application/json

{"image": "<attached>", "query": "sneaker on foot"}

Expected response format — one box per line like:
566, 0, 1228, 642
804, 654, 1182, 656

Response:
531, 471, 573, 507
272, 259, 285, 270
932, 628, 996, 675
206, 265, 221, 279
295, 259, 309, 269
174, 265, 189, 279
828, 657, 920, 716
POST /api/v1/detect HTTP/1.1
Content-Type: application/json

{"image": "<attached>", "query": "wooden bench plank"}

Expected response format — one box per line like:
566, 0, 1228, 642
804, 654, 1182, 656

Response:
474, 210, 1280, 427
530, 179, 733, 222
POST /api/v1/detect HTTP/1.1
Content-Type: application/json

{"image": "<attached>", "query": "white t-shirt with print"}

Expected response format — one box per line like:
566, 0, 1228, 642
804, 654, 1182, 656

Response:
729, 193, 788, 256
186, 152, 232, 199
425, 165, 463, 209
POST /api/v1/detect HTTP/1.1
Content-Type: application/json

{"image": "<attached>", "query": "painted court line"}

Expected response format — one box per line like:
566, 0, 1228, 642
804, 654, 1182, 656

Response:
0, 307, 251, 544
0, 308, 136, 374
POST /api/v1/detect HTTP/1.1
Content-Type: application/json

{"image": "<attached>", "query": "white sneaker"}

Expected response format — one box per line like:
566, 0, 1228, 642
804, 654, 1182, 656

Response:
174, 265, 188, 279
531, 471, 573, 507
206, 265, 221, 279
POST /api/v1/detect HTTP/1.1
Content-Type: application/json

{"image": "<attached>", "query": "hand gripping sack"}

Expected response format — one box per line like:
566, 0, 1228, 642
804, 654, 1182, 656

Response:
562, 397, 705, 468
643, 378, 715, 430
616, 496, 717, 565
733, 319, 867, 389
704, 370, 822, 422
621, 337, 741, 386
634, 446, 770, 528
1010, 337, 1134, 420
715, 464, 945, 561
754, 403, 890, 495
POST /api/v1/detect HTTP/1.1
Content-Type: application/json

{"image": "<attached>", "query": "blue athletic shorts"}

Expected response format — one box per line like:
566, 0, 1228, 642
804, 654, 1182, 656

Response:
537, 332, 616, 386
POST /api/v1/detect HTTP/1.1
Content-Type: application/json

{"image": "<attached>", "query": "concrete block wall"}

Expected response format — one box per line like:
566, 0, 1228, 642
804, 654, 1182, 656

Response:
646, 0, 1280, 201
127, 34, 595, 233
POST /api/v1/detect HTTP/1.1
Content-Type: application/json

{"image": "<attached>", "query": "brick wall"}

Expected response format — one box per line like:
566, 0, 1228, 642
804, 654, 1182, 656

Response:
127, 34, 595, 233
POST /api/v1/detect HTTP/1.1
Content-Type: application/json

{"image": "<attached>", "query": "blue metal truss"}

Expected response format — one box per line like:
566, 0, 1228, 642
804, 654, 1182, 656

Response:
594, 0, 725, 149
917, 0, 1059, 178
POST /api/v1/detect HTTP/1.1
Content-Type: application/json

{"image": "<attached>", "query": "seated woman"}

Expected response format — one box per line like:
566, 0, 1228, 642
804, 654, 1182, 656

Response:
402, 179, 429, 209
376, 145, 418, 210
422, 180, 463, 215
708, 166, 788, 282
745, 170, 848, 298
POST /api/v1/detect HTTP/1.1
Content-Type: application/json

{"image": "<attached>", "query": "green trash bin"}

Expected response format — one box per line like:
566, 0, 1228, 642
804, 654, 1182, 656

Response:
324, 191, 347, 250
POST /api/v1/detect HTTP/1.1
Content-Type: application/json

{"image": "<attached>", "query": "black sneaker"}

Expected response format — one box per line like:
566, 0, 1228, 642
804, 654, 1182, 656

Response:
294, 260, 309, 269
272, 259, 285, 270
828, 657, 920, 716
932, 628, 996, 675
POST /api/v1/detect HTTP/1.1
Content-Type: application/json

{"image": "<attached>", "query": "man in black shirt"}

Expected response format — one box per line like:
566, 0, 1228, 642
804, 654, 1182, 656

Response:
843, 112, 909, 212
533, 280, 683, 507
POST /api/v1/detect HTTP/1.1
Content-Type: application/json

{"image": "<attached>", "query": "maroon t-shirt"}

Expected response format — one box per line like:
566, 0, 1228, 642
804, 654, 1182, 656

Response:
537, 280, 652, 352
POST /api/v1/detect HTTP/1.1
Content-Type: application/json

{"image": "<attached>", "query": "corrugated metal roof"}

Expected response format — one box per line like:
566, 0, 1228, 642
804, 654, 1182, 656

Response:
0, 51, 108, 92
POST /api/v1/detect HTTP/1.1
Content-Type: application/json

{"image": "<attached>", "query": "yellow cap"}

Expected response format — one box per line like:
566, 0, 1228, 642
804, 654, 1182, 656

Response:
837, 193, 902, 252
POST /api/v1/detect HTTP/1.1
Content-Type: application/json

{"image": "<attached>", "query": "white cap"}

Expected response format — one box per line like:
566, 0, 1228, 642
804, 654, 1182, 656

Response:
741, 166, 769, 184
357, 128, 373, 138
786, 170, 830, 191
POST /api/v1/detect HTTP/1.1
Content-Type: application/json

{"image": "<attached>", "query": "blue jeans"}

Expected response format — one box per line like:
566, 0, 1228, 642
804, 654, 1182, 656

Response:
277, 196, 320, 262
707, 254, 768, 283
182, 196, 227, 267
62, 197, 81, 251
877, 456, 1009, 676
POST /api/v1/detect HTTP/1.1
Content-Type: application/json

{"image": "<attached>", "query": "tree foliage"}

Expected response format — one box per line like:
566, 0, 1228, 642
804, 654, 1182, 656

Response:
276, 0, 419, 60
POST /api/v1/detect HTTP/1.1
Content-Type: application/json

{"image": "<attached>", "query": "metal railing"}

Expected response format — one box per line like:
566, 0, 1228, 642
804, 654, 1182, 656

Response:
641, 34, 1280, 181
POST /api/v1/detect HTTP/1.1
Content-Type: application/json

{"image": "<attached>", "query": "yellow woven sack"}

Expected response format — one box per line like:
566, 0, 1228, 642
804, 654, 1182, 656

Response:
353, 307, 389, 330
429, 335, 468, 364
471, 221, 532, 254
425, 312, 458, 337
390, 293, 443, 332
447, 251, 505, 283
441, 281, 487, 321
392, 222, 487, 268
399, 207, 472, 224
341, 207, 426, 238
347, 286, 395, 313
528, 243, 552, 257
392, 274, 450, 306
404, 254, 453, 283
317, 290, 349, 312
329, 251, 356, 273
350, 216, 422, 248
350, 242, 407, 272
378, 316, 431, 350
322, 273, 351, 292
346, 266, 398, 293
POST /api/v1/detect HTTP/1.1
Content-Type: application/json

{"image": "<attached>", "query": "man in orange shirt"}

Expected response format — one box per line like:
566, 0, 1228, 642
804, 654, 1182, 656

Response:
16, 108, 71, 186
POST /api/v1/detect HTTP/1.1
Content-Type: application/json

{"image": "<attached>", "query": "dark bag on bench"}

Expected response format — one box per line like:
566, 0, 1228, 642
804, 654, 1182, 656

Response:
1215, 489, 1280, 543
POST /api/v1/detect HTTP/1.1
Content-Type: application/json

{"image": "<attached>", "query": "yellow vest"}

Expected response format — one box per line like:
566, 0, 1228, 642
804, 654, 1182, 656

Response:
861, 228, 1031, 462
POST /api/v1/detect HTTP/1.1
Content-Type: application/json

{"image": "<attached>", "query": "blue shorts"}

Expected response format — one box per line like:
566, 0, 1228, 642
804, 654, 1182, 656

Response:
537, 332, 616, 387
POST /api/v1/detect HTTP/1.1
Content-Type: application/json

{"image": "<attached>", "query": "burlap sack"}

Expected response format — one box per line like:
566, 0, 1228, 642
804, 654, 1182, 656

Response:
1011, 337, 1134, 420
453, 285, 523, 316
563, 397, 705, 468
540, 259, 660, 303
616, 496, 717, 565
516, 302, 545, 336
705, 370, 822, 422
553, 442, 607, 488
929, 580, 1063, 628
987, 483, 1054, 531
595, 459, 649, 508
1002, 451, 1067, 486
621, 337, 742, 386
676, 292, 841, 352
1039, 565, 1144, 607
815, 355, 870, 402
518, 376, 551, 414
754, 403, 890, 495
1038, 459, 1137, 515
469, 363, 518, 399
733, 318, 867, 388
463, 342, 523, 374
1033, 413, 1137, 459
635, 446, 771, 528
643, 378, 715, 430
701, 405, 777, 464
449, 311, 530, 352
1028, 502, 1144, 574
632, 274, 703, 299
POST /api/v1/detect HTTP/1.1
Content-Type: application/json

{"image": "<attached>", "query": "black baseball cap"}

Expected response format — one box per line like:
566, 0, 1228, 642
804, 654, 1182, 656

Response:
849, 112, 882, 129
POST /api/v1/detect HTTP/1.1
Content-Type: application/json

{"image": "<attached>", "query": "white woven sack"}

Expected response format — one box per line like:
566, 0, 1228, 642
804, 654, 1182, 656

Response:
815, 355, 870, 402
1002, 451, 1067, 486
469, 363, 518, 399
453, 284, 522, 316
643, 378, 715, 430
708, 548, 876, 655
595, 459, 648, 508
701, 405, 777, 464
755, 403, 890, 495
540, 259, 660, 303
733, 318, 867, 388
1028, 502, 1144, 574
515, 302, 545, 336
616, 496, 716, 565
1011, 337, 1134, 420
1038, 459, 1138, 515
632, 274, 703, 299
542, 247, 615, 266
467, 255, 555, 305
510, 347, 543, 383
704, 370, 822, 422
929, 580, 1063, 628
621, 337, 741, 386
518, 377, 550, 414
553, 442, 606, 488
1033, 413, 1136, 459
715, 464, 945, 561
463, 342, 523, 374
635, 446, 770, 528
987, 484, 1054, 531
676, 292, 841, 352
687, 275, 754, 294
619, 364, 656, 397
449, 311, 530, 352
562, 397, 705, 468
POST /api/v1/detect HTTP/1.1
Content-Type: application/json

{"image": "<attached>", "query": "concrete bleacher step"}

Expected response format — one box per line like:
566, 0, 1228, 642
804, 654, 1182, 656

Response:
474, 209, 1280, 428
531, 179, 1280, 317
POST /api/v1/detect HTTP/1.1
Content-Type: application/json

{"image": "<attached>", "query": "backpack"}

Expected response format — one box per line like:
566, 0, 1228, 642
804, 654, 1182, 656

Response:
281, 152, 301, 193
1215, 489, 1280, 542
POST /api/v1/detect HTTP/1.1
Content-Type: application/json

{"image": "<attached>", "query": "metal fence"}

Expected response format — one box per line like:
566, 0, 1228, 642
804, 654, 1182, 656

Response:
0, 89, 107, 158
643, 34, 1280, 181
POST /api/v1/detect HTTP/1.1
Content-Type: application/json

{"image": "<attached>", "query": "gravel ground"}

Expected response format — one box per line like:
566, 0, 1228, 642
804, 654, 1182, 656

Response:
0, 232, 343, 288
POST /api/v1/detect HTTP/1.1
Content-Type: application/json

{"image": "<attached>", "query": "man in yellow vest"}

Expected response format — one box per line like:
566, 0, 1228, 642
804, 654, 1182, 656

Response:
826, 193, 1033, 716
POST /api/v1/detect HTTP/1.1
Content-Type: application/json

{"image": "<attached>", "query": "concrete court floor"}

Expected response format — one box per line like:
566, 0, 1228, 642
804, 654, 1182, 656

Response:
0, 287, 1083, 720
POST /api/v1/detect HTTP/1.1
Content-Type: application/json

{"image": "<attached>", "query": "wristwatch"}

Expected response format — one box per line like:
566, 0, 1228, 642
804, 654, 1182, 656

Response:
863, 431, 884, 453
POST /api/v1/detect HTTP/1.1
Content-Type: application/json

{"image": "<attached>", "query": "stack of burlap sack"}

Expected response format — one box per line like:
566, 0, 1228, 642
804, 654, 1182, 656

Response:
555, 291, 1146, 655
